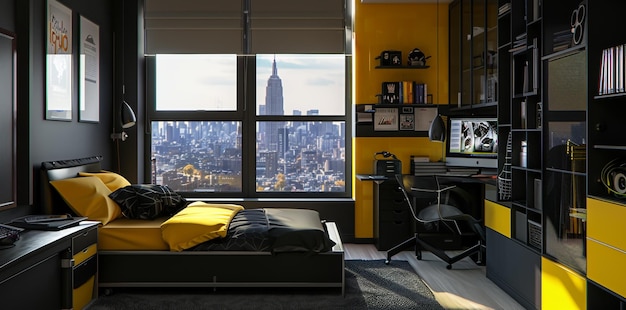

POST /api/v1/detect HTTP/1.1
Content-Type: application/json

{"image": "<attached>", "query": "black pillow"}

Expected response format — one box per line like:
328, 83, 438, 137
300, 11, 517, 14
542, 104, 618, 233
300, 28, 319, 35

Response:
109, 184, 187, 220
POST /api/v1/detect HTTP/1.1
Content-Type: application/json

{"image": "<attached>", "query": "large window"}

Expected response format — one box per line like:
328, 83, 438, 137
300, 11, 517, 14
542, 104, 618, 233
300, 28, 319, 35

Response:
145, 0, 351, 197
148, 54, 350, 197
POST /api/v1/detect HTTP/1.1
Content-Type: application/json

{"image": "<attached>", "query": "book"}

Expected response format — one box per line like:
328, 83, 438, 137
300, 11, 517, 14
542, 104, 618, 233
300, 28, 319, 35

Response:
381, 81, 402, 104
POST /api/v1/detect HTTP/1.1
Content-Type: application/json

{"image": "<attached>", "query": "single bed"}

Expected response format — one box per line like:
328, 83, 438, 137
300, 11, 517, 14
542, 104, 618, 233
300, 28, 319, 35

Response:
40, 156, 345, 293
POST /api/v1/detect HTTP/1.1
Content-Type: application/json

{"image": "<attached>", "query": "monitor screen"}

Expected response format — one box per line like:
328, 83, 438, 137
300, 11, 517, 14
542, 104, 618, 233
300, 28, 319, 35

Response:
445, 116, 498, 170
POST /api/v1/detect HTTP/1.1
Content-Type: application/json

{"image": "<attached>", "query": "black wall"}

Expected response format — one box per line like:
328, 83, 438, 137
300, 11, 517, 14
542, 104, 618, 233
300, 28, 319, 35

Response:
0, 0, 116, 223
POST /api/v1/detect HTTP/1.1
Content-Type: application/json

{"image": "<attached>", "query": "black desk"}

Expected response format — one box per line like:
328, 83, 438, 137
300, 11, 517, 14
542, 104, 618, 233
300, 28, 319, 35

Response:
0, 221, 99, 309
357, 173, 495, 251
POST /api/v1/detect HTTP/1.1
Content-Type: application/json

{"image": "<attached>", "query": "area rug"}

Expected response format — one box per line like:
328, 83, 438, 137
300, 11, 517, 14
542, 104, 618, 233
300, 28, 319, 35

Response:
86, 259, 444, 310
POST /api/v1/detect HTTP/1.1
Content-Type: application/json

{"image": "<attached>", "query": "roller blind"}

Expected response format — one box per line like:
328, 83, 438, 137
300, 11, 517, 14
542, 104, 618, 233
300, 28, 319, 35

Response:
144, 0, 346, 54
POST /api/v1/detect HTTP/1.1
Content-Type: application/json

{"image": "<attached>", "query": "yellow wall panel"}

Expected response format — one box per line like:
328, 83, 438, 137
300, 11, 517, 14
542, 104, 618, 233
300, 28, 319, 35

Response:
352, 1, 449, 239
541, 257, 586, 310
587, 239, 626, 299
587, 198, 626, 251
484, 200, 510, 238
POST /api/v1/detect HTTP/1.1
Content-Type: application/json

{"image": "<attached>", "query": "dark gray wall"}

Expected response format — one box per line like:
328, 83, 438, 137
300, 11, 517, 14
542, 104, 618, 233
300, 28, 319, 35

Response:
0, 0, 116, 223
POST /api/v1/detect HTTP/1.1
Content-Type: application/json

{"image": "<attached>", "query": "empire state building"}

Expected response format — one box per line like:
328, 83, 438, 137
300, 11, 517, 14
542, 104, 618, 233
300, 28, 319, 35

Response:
262, 58, 285, 152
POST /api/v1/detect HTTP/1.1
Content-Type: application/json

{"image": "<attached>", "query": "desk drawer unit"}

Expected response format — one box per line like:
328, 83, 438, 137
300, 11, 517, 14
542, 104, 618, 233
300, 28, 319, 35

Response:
72, 226, 98, 310
374, 179, 412, 250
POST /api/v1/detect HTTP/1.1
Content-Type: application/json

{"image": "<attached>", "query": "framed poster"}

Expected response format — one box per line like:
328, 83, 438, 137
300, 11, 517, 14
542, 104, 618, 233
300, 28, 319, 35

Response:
79, 16, 99, 123
414, 107, 438, 131
46, 0, 73, 121
399, 113, 415, 131
373, 107, 398, 131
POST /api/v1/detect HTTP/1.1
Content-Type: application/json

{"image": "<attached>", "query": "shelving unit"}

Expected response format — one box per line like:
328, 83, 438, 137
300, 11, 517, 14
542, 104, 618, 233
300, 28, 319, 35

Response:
586, 0, 626, 308
449, 0, 498, 111
356, 64, 438, 137
492, 0, 626, 308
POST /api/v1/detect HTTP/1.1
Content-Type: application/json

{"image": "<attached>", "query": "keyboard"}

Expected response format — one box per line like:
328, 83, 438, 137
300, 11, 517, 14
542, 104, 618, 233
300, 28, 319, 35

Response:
0, 223, 24, 246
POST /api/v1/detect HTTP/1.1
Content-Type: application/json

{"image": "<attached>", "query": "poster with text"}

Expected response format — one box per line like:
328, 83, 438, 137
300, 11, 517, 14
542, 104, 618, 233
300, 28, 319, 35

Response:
46, 0, 72, 121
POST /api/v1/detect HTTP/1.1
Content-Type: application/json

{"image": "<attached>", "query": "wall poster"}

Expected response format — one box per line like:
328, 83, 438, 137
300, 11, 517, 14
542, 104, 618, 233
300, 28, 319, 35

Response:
46, 0, 73, 121
79, 16, 99, 123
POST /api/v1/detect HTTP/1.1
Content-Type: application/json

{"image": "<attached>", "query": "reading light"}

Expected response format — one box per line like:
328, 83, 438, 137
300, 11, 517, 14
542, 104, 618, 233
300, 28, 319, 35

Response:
428, 114, 446, 142
121, 100, 136, 128
110, 101, 136, 141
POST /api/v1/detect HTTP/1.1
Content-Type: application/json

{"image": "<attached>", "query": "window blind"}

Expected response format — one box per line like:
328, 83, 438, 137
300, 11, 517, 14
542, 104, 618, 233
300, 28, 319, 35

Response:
144, 0, 346, 54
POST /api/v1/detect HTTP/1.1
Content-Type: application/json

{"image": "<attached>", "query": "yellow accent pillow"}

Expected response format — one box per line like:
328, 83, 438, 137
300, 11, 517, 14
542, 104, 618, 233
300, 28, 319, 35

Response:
161, 202, 244, 252
78, 170, 131, 192
49, 176, 122, 225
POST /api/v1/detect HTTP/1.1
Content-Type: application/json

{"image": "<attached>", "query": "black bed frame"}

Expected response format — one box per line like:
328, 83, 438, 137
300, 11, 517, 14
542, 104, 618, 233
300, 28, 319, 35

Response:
41, 156, 345, 293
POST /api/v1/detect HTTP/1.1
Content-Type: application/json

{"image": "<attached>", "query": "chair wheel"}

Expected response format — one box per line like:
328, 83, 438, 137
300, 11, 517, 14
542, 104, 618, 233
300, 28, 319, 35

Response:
446, 264, 452, 270
416, 252, 422, 260
385, 259, 390, 264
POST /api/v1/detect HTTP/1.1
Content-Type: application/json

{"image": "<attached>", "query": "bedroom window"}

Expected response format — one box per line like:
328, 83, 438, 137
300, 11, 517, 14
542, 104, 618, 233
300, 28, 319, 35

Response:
144, 0, 351, 198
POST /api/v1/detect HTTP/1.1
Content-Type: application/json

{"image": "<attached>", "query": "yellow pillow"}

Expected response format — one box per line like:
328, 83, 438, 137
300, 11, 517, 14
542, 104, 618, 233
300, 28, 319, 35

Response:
49, 176, 122, 225
161, 202, 244, 252
78, 170, 131, 192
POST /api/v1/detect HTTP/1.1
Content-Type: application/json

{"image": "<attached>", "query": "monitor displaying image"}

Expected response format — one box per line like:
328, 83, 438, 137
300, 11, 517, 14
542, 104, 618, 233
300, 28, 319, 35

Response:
446, 117, 498, 169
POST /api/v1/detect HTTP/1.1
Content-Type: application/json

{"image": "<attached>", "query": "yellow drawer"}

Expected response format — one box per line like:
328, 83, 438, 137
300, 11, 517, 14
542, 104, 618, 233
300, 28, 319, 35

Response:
587, 239, 626, 298
541, 257, 586, 310
484, 200, 510, 238
73, 243, 97, 266
587, 198, 626, 251
73, 274, 96, 310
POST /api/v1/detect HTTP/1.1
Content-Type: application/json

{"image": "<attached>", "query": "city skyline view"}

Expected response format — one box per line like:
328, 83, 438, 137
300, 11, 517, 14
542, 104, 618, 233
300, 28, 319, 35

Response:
151, 54, 347, 193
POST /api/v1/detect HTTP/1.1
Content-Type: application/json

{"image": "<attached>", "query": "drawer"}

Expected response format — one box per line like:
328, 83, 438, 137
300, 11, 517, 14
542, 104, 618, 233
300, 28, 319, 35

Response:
73, 227, 97, 255
587, 239, 626, 299
587, 198, 626, 251
73, 255, 98, 310
378, 208, 410, 222
74, 243, 97, 266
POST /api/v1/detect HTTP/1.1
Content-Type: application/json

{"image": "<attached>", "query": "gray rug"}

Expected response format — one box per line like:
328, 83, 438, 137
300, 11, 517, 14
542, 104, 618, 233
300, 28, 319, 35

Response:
86, 260, 444, 310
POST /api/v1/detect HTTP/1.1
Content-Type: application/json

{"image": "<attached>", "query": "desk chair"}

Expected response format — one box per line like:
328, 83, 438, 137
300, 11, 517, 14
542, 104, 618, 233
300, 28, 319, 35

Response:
385, 174, 486, 269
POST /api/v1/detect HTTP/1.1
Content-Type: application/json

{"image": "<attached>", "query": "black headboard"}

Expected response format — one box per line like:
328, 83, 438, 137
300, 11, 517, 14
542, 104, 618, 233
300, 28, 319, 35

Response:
40, 156, 103, 215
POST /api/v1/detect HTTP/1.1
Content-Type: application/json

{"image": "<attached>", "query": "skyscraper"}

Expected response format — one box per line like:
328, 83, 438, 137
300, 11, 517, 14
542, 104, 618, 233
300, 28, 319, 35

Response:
263, 57, 285, 152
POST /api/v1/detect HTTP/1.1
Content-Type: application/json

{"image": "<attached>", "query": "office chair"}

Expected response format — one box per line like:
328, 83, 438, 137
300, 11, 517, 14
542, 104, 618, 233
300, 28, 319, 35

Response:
385, 174, 486, 269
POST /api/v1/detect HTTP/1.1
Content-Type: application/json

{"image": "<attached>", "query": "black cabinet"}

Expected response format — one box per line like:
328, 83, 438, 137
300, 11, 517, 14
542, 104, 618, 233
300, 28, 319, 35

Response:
449, 0, 499, 111
0, 222, 99, 310
373, 179, 413, 251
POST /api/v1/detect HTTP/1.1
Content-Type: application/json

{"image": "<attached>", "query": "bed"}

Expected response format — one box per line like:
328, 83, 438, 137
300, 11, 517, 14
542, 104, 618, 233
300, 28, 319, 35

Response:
40, 156, 345, 293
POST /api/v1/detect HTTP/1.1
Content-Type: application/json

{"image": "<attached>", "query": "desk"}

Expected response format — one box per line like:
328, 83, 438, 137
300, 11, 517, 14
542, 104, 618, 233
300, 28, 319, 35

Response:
357, 173, 495, 251
0, 221, 99, 309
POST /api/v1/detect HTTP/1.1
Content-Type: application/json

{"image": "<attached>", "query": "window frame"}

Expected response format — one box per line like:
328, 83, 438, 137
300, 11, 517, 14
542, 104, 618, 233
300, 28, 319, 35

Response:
145, 55, 353, 199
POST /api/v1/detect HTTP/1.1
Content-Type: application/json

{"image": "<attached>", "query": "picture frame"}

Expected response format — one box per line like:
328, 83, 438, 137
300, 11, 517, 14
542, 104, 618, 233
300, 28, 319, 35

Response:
414, 107, 438, 131
46, 0, 73, 121
399, 113, 415, 131
373, 107, 398, 131
79, 15, 99, 123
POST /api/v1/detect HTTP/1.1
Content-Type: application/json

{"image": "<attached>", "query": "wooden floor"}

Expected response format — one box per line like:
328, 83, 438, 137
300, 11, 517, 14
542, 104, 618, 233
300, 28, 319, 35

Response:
344, 243, 525, 310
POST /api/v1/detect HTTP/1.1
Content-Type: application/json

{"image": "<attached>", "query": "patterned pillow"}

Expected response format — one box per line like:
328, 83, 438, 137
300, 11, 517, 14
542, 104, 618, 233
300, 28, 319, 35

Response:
109, 184, 187, 220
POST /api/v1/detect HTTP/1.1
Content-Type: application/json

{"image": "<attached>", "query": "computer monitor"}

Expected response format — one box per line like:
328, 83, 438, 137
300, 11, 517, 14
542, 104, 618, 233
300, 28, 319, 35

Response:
445, 116, 498, 170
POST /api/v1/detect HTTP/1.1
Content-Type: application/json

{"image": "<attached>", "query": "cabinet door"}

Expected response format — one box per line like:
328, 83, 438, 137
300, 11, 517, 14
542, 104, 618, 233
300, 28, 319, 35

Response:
449, 0, 461, 106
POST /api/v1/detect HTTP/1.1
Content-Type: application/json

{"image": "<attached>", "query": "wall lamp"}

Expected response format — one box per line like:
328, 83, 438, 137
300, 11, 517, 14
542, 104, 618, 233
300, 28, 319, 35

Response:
110, 100, 136, 141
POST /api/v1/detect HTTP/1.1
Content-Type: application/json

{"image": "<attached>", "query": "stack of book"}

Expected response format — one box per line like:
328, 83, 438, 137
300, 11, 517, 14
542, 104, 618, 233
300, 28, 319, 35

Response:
381, 81, 428, 104
410, 156, 446, 176
599, 44, 625, 96
509, 33, 527, 53
552, 29, 573, 52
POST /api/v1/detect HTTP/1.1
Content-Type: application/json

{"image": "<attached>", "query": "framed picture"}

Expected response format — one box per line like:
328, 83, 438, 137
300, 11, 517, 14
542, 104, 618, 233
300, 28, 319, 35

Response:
399, 113, 415, 131
79, 16, 99, 123
414, 107, 438, 131
46, 0, 73, 121
374, 107, 398, 131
